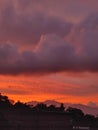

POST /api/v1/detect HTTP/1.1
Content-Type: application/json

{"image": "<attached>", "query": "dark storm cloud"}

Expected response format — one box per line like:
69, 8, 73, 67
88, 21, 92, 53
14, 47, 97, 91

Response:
67, 14, 98, 72
0, 25, 98, 75
0, 0, 72, 45
0, 1, 98, 75
0, 35, 77, 75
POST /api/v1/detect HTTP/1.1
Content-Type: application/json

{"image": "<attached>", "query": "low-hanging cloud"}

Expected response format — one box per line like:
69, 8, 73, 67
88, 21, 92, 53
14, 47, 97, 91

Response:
0, 0, 98, 75
0, 28, 98, 75
0, 0, 73, 46
0, 34, 77, 75
67, 14, 98, 72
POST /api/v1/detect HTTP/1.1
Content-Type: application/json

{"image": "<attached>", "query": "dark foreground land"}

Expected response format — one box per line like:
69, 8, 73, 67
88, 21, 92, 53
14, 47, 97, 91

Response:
0, 110, 72, 130
0, 93, 98, 130
1, 110, 98, 130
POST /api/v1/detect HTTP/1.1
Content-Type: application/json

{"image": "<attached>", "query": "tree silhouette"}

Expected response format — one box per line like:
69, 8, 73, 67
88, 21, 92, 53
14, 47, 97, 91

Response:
59, 103, 65, 112
66, 107, 84, 123
84, 114, 95, 126
0, 93, 12, 108
0, 93, 97, 130
14, 101, 30, 110
34, 103, 47, 111
48, 105, 57, 112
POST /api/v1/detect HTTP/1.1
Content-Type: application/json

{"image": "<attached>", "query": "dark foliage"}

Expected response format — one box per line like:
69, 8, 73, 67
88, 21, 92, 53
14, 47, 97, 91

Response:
0, 93, 98, 130
0, 93, 12, 108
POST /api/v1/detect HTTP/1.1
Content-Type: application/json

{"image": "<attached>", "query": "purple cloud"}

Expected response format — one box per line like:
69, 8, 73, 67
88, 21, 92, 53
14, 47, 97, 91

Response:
0, 1, 98, 75
0, 0, 72, 45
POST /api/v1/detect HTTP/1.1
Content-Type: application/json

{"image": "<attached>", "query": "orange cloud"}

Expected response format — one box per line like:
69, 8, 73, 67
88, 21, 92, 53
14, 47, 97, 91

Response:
0, 73, 98, 104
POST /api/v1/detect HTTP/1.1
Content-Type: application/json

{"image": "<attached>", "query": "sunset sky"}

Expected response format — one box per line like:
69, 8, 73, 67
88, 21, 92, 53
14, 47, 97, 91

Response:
0, 0, 98, 105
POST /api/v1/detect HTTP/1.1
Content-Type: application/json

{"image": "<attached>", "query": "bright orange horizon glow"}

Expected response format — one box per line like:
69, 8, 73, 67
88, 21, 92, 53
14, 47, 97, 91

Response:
5, 93, 98, 105
0, 73, 98, 105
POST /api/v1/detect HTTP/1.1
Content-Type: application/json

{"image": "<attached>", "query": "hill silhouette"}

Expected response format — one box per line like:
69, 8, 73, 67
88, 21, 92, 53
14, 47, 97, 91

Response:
0, 93, 98, 130
27, 100, 98, 116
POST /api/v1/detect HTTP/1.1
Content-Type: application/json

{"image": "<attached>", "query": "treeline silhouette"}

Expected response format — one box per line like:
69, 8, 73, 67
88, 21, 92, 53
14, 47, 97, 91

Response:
0, 93, 65, 112
0, 93, 98, 130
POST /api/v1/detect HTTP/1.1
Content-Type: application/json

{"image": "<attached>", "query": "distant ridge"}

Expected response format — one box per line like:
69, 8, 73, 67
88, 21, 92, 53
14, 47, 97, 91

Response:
26, 100, 98, 116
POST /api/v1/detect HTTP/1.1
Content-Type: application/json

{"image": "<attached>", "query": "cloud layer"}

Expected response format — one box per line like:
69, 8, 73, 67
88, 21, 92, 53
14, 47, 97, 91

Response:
0, 0, 98, 75
0, 0, 73, 45
0, 24, 98, 75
